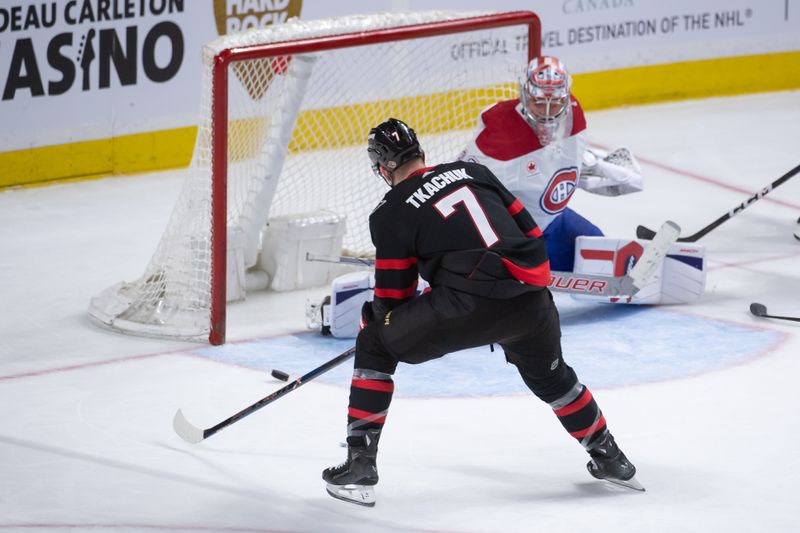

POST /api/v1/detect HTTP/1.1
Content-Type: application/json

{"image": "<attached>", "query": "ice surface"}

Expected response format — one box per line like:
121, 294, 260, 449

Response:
1, 91, 799, 533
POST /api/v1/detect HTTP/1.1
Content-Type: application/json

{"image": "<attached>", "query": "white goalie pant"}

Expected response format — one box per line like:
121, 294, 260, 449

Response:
573, 236, 706, 304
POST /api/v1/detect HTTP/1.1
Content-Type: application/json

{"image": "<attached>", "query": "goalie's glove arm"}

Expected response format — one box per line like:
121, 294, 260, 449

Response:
578, 147, 644, 197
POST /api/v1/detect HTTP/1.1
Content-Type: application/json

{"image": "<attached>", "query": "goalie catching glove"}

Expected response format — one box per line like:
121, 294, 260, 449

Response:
579, 147, 644, 197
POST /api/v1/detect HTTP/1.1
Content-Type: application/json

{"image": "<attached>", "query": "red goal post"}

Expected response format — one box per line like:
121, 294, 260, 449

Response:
88, 11, 542, 345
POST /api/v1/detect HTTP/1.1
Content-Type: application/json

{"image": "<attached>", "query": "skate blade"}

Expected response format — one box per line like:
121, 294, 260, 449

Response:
326, 483, 376, 507
604, 475, 645, 492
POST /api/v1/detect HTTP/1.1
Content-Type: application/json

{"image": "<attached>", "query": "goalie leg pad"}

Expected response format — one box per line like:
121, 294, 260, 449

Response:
573, 236, 706, 304
315, 273, 431, 338
327, 271, 374, 338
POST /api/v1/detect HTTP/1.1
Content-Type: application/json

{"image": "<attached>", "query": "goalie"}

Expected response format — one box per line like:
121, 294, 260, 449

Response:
313, 56, 705, 337
458, 55, 644, 271
456, 55, 704, 307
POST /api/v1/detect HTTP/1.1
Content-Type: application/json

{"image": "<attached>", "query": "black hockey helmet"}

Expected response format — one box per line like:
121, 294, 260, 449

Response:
367, 118, 424, 178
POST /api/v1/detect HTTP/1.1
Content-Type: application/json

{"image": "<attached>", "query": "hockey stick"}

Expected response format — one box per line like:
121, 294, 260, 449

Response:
636, 163, 800, 242
749, 302, 800, 323
173, 347, 356, 444
306, 220, 680, 298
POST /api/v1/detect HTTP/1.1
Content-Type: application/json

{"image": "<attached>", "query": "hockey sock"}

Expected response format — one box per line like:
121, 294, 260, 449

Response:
550, 384, 607, 449
346, 368, 394, 447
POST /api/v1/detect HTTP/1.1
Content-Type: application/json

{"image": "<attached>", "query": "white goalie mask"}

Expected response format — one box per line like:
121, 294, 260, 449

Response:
519, 56, 572, 145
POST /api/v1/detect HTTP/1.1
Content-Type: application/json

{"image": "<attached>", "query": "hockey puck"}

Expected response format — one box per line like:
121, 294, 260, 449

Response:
271, 369, 290, 382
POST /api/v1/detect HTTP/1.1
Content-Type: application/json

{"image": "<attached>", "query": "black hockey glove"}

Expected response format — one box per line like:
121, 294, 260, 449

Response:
359, 301, 376, 330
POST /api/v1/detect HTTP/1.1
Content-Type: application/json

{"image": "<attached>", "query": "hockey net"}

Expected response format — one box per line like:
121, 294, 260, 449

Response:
88, 10, 540, 344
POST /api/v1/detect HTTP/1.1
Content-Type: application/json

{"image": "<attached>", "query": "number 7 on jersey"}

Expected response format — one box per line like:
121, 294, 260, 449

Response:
433, 185, 500, 247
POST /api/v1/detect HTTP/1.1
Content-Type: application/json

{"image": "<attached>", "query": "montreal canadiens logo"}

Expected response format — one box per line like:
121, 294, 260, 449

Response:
540, 167, 578, 214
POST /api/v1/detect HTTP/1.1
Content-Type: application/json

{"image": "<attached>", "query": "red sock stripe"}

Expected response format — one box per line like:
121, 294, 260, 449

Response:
352, 378, 394, 393
553, 388, 593, 417
569, 415, 607, 438
348, 407, 387, 424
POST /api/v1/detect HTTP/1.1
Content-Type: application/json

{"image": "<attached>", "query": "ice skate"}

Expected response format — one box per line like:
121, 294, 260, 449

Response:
586, 432, 645, 491
323, 430, 380, 506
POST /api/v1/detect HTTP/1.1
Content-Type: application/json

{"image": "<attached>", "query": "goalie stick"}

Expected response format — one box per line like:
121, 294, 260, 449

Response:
307, 220, 681, 298
173, 347, 355, 443
636, 163, 800, 242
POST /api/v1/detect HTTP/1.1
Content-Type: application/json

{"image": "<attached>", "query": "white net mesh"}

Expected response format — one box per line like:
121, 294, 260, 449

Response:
88, 11, 536, 342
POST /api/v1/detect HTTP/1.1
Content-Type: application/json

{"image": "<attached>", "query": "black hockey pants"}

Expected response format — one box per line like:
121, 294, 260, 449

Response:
355, 286, 579, 403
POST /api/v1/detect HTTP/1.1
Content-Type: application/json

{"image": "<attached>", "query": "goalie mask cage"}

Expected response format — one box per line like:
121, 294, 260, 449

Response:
88, 10, 541, 345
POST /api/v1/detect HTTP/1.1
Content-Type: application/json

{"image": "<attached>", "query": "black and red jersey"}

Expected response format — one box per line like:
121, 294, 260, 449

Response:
369, 160, 551, 318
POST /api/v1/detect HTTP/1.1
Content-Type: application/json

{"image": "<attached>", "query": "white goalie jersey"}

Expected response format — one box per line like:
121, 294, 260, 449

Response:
458, 97, 643, 231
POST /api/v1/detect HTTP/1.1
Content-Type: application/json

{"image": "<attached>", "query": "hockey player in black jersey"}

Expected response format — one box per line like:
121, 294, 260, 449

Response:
322, 118, 643, 506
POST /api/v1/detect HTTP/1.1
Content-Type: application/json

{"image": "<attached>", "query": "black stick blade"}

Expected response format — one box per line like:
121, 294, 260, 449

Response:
750, 302, 768, 317
636, 225, 658, 240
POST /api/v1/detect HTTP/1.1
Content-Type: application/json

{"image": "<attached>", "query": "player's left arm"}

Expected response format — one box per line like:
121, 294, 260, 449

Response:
368, 210, 419, 321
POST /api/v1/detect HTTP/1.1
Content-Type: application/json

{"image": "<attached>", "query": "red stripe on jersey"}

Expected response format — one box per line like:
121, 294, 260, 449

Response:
409, 166, 435, 178
553, 388, 593, 417
374, 282, 418, 299
569, 416, 607, 438
375, 257, 417, 270
527, 227, 543, 238
352, 378, 394, 393
507, 199, 525, 216
348, 407, 387, 424
501, 258, 551, 286
580, 249, 614, 261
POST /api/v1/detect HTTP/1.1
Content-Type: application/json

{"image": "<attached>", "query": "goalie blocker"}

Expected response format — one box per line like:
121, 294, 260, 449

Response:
309, 234, 705, 338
